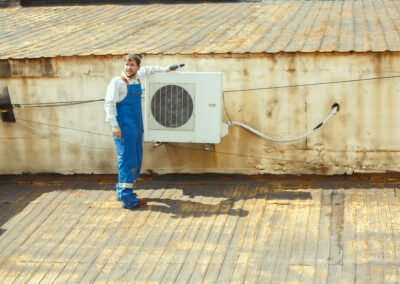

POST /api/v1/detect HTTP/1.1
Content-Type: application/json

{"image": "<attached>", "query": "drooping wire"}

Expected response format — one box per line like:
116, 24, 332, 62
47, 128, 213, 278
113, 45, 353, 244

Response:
17, 119, 115, 151
13, 98, 104, 108
10, 74, 400, 107
15, 117, 155, 150
17, 117, 112, 137
223, 74, 400, 93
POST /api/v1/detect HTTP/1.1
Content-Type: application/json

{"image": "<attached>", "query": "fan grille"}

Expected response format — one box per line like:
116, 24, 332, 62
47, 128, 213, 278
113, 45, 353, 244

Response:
151, 84, 193, 128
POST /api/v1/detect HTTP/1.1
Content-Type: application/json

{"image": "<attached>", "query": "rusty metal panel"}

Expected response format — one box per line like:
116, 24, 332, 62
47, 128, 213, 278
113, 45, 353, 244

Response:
1, 2, 400, 59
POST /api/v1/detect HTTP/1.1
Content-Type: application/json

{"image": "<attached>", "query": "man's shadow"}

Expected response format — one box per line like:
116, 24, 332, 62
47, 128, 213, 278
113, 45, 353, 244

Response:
133, 174, 313, 218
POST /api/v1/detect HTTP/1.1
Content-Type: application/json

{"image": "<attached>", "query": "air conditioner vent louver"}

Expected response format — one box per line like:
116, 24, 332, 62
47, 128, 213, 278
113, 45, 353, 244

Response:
150, 84, 193, 128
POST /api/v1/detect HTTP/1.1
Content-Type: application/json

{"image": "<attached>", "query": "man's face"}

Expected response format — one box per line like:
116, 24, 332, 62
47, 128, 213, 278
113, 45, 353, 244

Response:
124, 59, 140, 78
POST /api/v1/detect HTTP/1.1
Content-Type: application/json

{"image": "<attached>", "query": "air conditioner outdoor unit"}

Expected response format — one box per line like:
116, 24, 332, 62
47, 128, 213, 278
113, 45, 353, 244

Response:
144, 72, 228, 144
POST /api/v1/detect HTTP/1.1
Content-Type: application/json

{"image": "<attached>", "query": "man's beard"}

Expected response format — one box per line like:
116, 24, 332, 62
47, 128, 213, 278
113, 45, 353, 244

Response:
126, 70, 137, 78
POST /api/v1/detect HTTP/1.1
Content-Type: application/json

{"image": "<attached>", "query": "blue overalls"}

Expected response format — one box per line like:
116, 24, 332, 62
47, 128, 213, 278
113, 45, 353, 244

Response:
114, 75, 143, 208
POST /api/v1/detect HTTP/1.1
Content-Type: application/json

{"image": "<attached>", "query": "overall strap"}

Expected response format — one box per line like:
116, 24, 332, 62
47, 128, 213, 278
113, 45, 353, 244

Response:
120, 75, 129, 85
120, 75, 141, 85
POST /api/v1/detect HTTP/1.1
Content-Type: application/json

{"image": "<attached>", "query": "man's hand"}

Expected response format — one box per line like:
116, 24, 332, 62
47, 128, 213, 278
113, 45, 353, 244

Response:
112, 126, 121, 139
166, 64, 185, 72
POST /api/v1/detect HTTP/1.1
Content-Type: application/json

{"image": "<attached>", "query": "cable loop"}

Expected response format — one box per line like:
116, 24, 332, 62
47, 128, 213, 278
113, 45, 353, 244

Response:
229, 105, 338, 142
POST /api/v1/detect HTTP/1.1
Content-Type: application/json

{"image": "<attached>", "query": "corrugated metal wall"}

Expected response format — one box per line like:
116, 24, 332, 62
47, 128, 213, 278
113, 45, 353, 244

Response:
20, 0, 134, 5
19, 0, 228, 6
1, 52, 400, 175
0, 0, 18, 7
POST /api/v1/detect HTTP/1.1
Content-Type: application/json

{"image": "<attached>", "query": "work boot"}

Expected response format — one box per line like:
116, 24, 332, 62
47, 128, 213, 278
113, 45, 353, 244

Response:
135, 199, 147, 209
117, 192, 136, 202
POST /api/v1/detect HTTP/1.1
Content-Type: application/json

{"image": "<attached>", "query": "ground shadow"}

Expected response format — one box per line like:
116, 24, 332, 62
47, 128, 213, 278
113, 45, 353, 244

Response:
1, 172, 399, 229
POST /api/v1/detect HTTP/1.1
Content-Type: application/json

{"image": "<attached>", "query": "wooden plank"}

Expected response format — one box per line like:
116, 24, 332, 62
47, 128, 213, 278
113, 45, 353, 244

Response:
355, 189, 369, 284
243, 201, 277, 283
383, 187, 400, 283
169, 182, 243, 284
16, 187, 85, 283
37, 186, 113, 282
116, 187, 181, 282
146, 185, 207, 282
327, 189, 344, 283
160, 188, 230, 283
172, 195, 222, 283
92, 188, 158, 282
125, 188, 193, 281
0, 182, 35, 223
82, 188, 160, 283
366, 188, 384, 283
212, 184, 259, 283
0, 189, 68, 282
100, 187, 170, 282
387, 187, 400, 283
340, 188, 356, 283
49, 189, 113, 283
286, 196, 312, 283
203, 184, 260, 283
0, 186, 60, 252
230, 185, 265, 283
299, 189, 323, 283
313, 190, 332, 283
78, 197, 136, 282
255, 200, 289, 282
200, 185, 246, 283
271, 200, 299, 283
376, 188, 398, 283
65, 190, 127, 283
180, 185, 236, 283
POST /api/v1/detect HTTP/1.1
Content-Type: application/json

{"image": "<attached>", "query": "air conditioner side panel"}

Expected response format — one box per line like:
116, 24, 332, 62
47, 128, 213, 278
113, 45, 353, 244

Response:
194, 73, 223, 143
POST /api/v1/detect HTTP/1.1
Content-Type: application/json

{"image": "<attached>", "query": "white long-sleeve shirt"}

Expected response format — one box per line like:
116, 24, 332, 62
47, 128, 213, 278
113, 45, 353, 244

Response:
104, 66, 167, 127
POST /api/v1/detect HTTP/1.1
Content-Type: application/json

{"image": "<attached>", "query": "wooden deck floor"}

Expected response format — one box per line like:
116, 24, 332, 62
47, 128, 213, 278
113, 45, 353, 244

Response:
0, 173, 399, 283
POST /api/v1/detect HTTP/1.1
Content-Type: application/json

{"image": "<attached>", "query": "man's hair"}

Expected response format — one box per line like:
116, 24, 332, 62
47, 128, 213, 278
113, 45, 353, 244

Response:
125, 54, 142, 66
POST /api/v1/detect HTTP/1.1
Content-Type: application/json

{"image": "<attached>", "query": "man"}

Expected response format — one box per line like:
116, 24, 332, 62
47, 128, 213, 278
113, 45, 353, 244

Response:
105, 54, 175, 209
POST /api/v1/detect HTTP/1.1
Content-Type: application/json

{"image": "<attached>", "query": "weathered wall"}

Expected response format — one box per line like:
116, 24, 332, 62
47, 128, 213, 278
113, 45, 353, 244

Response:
1, 52, 399, 175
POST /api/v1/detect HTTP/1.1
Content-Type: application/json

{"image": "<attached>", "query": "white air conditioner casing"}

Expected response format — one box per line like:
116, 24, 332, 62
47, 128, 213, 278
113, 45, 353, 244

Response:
144, 72, 228, 143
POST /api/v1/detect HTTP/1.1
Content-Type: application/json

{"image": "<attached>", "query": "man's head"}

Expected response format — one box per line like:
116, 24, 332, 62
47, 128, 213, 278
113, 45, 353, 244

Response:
124, 54, 142, 78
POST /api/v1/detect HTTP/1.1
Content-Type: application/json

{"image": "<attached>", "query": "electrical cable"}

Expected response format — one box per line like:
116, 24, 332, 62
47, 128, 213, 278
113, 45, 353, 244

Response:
17, 119, 115, 151
13, 98, 104, 108
17, 118, 112, 137
15, 118, 154, 150
10, 74, 400, 107
223, 74, 400, 93
229, 104, 338, 142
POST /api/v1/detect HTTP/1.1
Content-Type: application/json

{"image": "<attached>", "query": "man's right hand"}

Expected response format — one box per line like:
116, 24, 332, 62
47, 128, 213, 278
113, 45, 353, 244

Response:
112, 126, 121, 139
